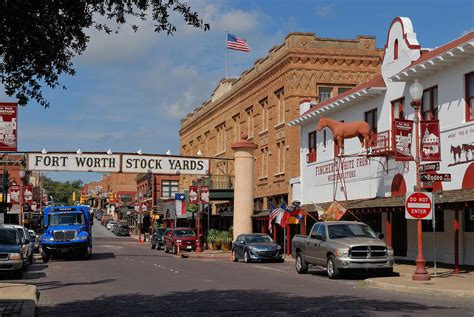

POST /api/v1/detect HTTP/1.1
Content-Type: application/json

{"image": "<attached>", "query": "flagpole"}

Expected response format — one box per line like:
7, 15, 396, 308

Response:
225, 31, 228, 79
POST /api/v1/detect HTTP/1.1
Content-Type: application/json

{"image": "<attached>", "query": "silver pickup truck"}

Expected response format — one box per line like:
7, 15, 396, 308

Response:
292, 221, 394, 279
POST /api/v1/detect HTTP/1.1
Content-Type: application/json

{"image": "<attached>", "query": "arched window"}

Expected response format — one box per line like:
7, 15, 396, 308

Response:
394, 39, 399, 60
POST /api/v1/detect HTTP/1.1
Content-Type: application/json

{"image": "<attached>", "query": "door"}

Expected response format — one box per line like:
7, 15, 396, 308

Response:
313, 224, 327, 266
235, 235, 246, 258
391, 212, 407, 256
305, 223, 320, 264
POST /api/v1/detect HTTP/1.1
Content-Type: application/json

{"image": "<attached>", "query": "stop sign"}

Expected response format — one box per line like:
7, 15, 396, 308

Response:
405, 192, 433, 220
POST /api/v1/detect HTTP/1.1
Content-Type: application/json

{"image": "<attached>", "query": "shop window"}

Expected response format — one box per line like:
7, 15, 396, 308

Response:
307, 131, 317, 163
422, 209, 444, 232
364, 108, 378, 133
465, 208, 474, 232
394, 39, 399, 60
466, 72, 474, 121
318, 87, 333, 102
161, 180, 179, 198
421, 86, 439, 120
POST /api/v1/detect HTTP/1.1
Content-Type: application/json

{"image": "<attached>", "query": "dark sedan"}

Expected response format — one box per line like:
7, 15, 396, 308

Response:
232, 233, 283, 263
114, 224, 130, 236
150, 228, 167, 250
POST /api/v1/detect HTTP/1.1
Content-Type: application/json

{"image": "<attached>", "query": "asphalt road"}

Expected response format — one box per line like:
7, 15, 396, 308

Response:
19, 224, 474, 316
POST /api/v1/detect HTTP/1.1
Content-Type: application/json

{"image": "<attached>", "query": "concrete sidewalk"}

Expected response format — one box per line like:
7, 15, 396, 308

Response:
365, 263, 474, 298
0, 283, 39, 316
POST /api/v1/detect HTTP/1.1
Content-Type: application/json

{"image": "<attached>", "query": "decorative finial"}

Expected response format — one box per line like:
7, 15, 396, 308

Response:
41, 148, 47, 154
76, 148, 82, 154
107, 149, 112, 155
137, 148, 142, 155
240, 132, 248, 141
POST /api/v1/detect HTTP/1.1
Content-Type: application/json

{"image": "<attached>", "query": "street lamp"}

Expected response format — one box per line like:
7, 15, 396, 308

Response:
409, 79, 430, 281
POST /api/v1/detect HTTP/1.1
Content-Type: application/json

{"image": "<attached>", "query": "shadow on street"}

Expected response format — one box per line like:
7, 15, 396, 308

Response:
33, 278, 117, 292
38, 289, 453, 316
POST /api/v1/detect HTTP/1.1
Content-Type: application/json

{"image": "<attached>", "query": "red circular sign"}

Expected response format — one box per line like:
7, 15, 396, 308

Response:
406, 192, 432, 219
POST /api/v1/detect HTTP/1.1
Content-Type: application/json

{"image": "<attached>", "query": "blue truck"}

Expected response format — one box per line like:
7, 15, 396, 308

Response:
40, 205, 92, 262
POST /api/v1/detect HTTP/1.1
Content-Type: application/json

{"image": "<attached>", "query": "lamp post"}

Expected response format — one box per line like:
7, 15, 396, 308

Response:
19, 170, 25, 226
409, 79, 431, 281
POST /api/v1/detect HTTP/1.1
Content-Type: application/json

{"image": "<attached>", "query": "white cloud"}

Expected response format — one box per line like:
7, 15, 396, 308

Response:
214, 10, 259, 33
315, 4, 332, 17
165, 90, 199, 119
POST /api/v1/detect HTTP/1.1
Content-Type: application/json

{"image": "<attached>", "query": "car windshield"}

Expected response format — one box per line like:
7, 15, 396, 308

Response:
174, 229, 195, 237
0, 229, 18, 244
246, 235, 273, 243
328, 224, 377, 239
48, 213, 85, 226
119, 225, 128, 229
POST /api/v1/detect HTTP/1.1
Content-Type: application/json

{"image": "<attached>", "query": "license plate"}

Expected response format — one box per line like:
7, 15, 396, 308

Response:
187, 246, 192, 250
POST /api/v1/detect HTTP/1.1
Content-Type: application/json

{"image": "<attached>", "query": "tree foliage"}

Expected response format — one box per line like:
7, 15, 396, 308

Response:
0, 0, 209, 108
42, 176, 83, 205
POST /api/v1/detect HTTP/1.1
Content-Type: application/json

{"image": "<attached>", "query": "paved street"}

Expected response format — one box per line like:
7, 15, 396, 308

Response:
17, 224, 473, 316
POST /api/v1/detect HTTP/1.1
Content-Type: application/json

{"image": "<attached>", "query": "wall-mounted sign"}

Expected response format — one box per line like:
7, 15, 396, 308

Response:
188, 186, 199, 204
421, 120, 441, 161
420, 173, 451, 182
121, 155, 209, 175
27, 153, 121, 172
0, 103, 17, 152
419, 162, 439, 173
394, 119, 414, 161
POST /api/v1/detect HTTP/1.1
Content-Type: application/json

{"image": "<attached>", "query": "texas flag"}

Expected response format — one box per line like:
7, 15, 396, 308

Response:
175, 193, 186, 216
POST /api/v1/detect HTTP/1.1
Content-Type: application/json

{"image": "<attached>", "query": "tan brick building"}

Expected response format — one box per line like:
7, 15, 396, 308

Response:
179, 32, 383, 219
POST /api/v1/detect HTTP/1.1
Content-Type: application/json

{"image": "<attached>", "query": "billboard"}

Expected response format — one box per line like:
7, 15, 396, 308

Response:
0, 103, 18, 151
394, 119, 414, 161
421, 120, 441, 161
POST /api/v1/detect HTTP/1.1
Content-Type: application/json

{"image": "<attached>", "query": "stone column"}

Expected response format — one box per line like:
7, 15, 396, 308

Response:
231, 133, 257, 240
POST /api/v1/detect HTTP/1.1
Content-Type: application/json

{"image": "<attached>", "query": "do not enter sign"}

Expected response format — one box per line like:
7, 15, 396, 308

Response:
405, 192, 433, 220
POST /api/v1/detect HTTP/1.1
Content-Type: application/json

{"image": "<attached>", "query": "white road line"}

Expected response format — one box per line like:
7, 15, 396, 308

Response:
253, 265, 286, 273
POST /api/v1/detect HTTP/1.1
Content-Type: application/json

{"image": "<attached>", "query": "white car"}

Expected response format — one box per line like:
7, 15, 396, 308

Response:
4, 225, 33, 266
106, 221, 118, 230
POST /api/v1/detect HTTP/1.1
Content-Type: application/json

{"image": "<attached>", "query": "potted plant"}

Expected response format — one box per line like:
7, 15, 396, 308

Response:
220, 230, 232, 251
206, 229, 217, 250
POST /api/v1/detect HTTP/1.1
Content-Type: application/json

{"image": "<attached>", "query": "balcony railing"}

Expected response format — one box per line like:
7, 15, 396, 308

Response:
371, 130, 395, 154
193, 175, 234, 190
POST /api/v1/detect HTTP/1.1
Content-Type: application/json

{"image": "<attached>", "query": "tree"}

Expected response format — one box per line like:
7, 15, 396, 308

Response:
0, 0, 209, 108
42, 176, 83, 205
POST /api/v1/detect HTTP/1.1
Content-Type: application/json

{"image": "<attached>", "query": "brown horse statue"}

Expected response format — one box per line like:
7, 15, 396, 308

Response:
317, 117, 375, 156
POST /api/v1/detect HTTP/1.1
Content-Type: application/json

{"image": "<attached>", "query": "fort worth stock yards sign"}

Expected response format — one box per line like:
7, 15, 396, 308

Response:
27, 153, 209, 175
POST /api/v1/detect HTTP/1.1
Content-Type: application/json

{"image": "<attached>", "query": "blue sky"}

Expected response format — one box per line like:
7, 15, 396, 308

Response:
1, 0, 473, 184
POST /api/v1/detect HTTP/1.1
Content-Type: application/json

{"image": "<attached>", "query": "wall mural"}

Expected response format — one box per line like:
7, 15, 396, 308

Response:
447, 125, 474, 166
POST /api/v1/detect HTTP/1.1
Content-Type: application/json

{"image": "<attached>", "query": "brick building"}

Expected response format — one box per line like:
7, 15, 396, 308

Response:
179, 32, 383, 226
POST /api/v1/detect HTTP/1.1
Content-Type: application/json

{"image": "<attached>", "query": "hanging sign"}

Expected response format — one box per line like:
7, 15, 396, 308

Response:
188, 186, 199, 204
421, 120, 441, 161
27, 153, 121, 172
9, 185, 20, 204
0, 103, 17, 152
23, 185, 33, 204
394, 119, 414, 161
200, 186, 210, 204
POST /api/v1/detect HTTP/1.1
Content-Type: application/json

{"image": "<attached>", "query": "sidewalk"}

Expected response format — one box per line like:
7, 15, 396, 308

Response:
0, 283, 39, 317
365, 263, 474, 298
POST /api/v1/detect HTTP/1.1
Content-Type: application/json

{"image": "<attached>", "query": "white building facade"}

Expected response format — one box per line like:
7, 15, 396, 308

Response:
289, 17, 474, 265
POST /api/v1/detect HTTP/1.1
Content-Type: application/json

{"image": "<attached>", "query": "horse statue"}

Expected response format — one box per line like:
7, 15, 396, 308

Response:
317, 117, 375, 156
450, 145, 462, 163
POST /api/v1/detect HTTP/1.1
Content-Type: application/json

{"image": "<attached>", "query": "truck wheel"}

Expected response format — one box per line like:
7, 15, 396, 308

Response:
295, 253, 308, 274
327, 255, 341, 279
41, 252, 50, 263
244, 251, 251, 263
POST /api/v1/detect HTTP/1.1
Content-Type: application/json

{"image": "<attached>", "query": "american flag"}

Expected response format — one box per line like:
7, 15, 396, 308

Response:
268, 202, 280, 233
227, 33, 250, 52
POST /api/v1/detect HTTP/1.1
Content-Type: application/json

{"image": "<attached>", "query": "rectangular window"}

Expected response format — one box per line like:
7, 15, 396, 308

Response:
323, 130, 327, 150
466, 72, 474, 121
276, 141, 285, 174
364, 109, 378, 133
260, 147, 268, 178
233, 114, 240, 142
465, 208, 474, 232
422, 209, 444, 232
216, 123, 226, 154
421, 86, 439, 120
260, 97, 268, 132
318, 87, 333, 102
391, 97, 405, 120
275, 88, 285, 124
246, 107, 254, 138
161, 180, 179, 198
307, 131, 317, 163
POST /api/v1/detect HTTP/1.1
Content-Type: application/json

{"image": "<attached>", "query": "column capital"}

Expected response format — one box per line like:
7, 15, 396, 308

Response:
231, 133, 258, 150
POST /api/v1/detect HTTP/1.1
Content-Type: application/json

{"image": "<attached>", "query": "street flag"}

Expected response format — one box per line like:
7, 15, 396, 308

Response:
175, 193, 186, 216
275, 203, 287, 226
279, 203, 292, 227
227, 33, 250, 52
268, 202, 279, 233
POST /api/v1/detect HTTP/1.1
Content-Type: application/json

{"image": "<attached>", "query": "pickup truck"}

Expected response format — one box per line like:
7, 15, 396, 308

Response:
292, 221, 394, 279
40, 205, 92, 262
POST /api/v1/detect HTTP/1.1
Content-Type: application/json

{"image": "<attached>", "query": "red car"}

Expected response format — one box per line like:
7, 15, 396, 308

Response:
163, 228, 197, 254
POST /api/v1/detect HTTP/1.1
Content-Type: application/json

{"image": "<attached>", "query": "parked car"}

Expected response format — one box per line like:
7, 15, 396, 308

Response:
114, 224, 130, 236
292, 221, 394, 279
109, 223, 119, 233
101, 215, 113, 226
28, 229, 40, 253
232, 233, 283, 263
7, 225, 34, 265
106, 221, 118, 230
163, 228, 197, 254
150, 228, 167, 250
0, 226, 26, 278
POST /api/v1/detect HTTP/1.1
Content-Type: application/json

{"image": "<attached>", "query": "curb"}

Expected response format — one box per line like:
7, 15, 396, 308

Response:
20, 299, 36, 317
363, 278, 474, 298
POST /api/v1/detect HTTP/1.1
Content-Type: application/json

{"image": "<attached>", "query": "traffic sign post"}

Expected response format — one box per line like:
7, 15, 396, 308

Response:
405, 192, 433, 220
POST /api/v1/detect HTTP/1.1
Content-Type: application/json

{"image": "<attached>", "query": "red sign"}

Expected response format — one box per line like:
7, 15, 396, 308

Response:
394, 119, 414, 161
188, 186, 199, 204
405, 192, 433, 220
0, 103, 18, 151
421, 120, 441, 161
200, 186, 209, 204
23, 185, 33, 204
9, 185, 20, 204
